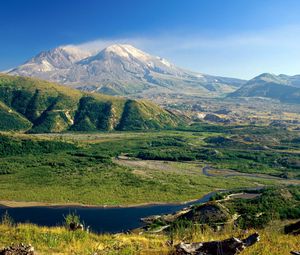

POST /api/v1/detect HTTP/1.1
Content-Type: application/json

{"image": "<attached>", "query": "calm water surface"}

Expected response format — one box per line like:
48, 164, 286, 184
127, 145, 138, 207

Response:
0, 193, 214, 233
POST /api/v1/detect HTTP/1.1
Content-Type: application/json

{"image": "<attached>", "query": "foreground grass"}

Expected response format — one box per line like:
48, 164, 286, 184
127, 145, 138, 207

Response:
0, 222, 299, 254
0, 223, 168, 255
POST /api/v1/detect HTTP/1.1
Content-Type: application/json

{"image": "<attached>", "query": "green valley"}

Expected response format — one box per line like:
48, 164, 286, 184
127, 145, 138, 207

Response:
0, 123, 299, 206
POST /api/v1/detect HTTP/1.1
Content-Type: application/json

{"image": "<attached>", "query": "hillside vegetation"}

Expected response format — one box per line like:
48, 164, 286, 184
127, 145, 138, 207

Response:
0, 220, 298, 255
0, 74, 182, 133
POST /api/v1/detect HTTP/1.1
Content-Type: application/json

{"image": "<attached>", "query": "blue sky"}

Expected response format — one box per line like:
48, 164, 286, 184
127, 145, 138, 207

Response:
1, 0, 300, 78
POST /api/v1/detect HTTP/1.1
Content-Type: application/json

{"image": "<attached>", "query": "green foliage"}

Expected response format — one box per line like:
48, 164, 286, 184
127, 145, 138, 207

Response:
204, 136, 235, 145
0, 134, 76, 156
1, 211, 14, 227
72, 96, 113, 131
0, 131, 276, 206
0, 74, 182, 133
210, 192, 227, 201
226, 186, 300, 229
117, 99, 181, 131
0, 102, 31, 131
169, 219, 195, 242
63, 212, 81, 228
137, 150, 196, 161
117, 100, 145, 130
0, 125, 298, 206
147, 137, 186, 147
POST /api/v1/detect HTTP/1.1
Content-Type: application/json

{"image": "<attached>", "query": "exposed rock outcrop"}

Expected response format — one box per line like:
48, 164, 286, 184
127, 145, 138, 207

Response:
204, 114, 231, 124
0, 244, 34, 255
178, 202, 230, 225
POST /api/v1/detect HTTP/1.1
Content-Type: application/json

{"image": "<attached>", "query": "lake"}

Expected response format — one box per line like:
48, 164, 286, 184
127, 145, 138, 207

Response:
0, 192, 214, 233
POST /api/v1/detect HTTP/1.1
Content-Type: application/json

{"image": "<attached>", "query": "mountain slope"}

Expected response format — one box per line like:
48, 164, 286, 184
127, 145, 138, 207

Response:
7, 44, 245, 97
0, 101, 32, 131
229, 73, 300, 103
9, 46, 91, 77
0, 74, 182, 133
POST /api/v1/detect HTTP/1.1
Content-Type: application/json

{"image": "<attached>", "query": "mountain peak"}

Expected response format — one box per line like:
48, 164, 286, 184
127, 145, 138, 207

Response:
252, 73, 287, 84
9, 45, 92, 74
229, 72, 300, 103
30, 45, 91, 63
101, 44, 151, 61
57, 45, 92, 60
7, 43, 245, 96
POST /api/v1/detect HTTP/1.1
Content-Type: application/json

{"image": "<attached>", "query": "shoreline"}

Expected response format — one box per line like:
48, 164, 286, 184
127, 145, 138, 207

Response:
0, 186, 265, 209
0, 193, 216, 209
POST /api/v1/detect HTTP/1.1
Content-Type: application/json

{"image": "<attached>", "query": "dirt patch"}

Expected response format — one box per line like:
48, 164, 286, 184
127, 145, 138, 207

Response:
229, 193, 261, 199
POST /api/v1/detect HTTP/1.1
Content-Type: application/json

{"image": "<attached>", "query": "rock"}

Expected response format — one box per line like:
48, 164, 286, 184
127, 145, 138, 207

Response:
0, 243, 35, 255
192, 104, 205, 112
142, 201, 232, 233
204, 114, 230, 124
269, 120, 288, 128
69, 222, 84, 231
243, 136, 254, 142
214, 109, 231, 115
291, 252, 300, 255
178, 202, 230, 226
204, 136, 237, 148
175, 232, 260, 255
141, 215, 161, 224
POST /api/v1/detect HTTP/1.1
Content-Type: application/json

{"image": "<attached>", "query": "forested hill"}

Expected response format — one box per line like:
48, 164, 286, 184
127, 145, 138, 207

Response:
0, 74, 182, 133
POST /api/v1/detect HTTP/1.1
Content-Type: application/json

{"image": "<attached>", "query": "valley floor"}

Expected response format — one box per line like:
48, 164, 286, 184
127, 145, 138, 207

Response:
1, 128, 300, 206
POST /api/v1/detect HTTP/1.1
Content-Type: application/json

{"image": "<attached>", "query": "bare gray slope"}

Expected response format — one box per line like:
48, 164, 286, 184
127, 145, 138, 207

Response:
8, 44, 245, 96
229, 73, 300, 103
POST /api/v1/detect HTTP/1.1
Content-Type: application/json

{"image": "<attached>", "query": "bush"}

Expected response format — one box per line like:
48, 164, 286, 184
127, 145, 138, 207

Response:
1, 211, 14, 227
63, 212, 81, 228
0, 135, 76, 156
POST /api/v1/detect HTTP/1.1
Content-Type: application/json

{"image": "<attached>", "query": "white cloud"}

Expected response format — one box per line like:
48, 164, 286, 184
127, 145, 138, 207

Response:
75, 25, 300, 53
75, 37, 153, 54
69, 25, 300, 78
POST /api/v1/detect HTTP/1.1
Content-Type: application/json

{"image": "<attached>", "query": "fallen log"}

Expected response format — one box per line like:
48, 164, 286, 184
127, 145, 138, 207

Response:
175, 232, 259, 255
291, 252, 300, 255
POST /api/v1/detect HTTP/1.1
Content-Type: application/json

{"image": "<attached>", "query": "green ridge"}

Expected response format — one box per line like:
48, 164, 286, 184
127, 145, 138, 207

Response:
0, 101, 32, 131
0, 74, 182, 133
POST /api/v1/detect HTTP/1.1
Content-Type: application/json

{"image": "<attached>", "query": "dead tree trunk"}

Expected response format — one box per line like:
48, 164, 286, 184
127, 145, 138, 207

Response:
175, 232, 260, 255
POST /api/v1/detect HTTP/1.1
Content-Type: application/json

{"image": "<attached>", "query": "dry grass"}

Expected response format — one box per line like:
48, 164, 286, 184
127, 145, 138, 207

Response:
0, 221, 299, 254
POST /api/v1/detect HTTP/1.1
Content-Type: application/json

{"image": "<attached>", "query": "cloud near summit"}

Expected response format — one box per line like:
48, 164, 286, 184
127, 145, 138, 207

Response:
71, 25, 300, 79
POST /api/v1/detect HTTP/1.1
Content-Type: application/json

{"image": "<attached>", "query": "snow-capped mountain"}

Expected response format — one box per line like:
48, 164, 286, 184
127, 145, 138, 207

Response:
12, 45, 91, 72
7, 44, 245, 96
